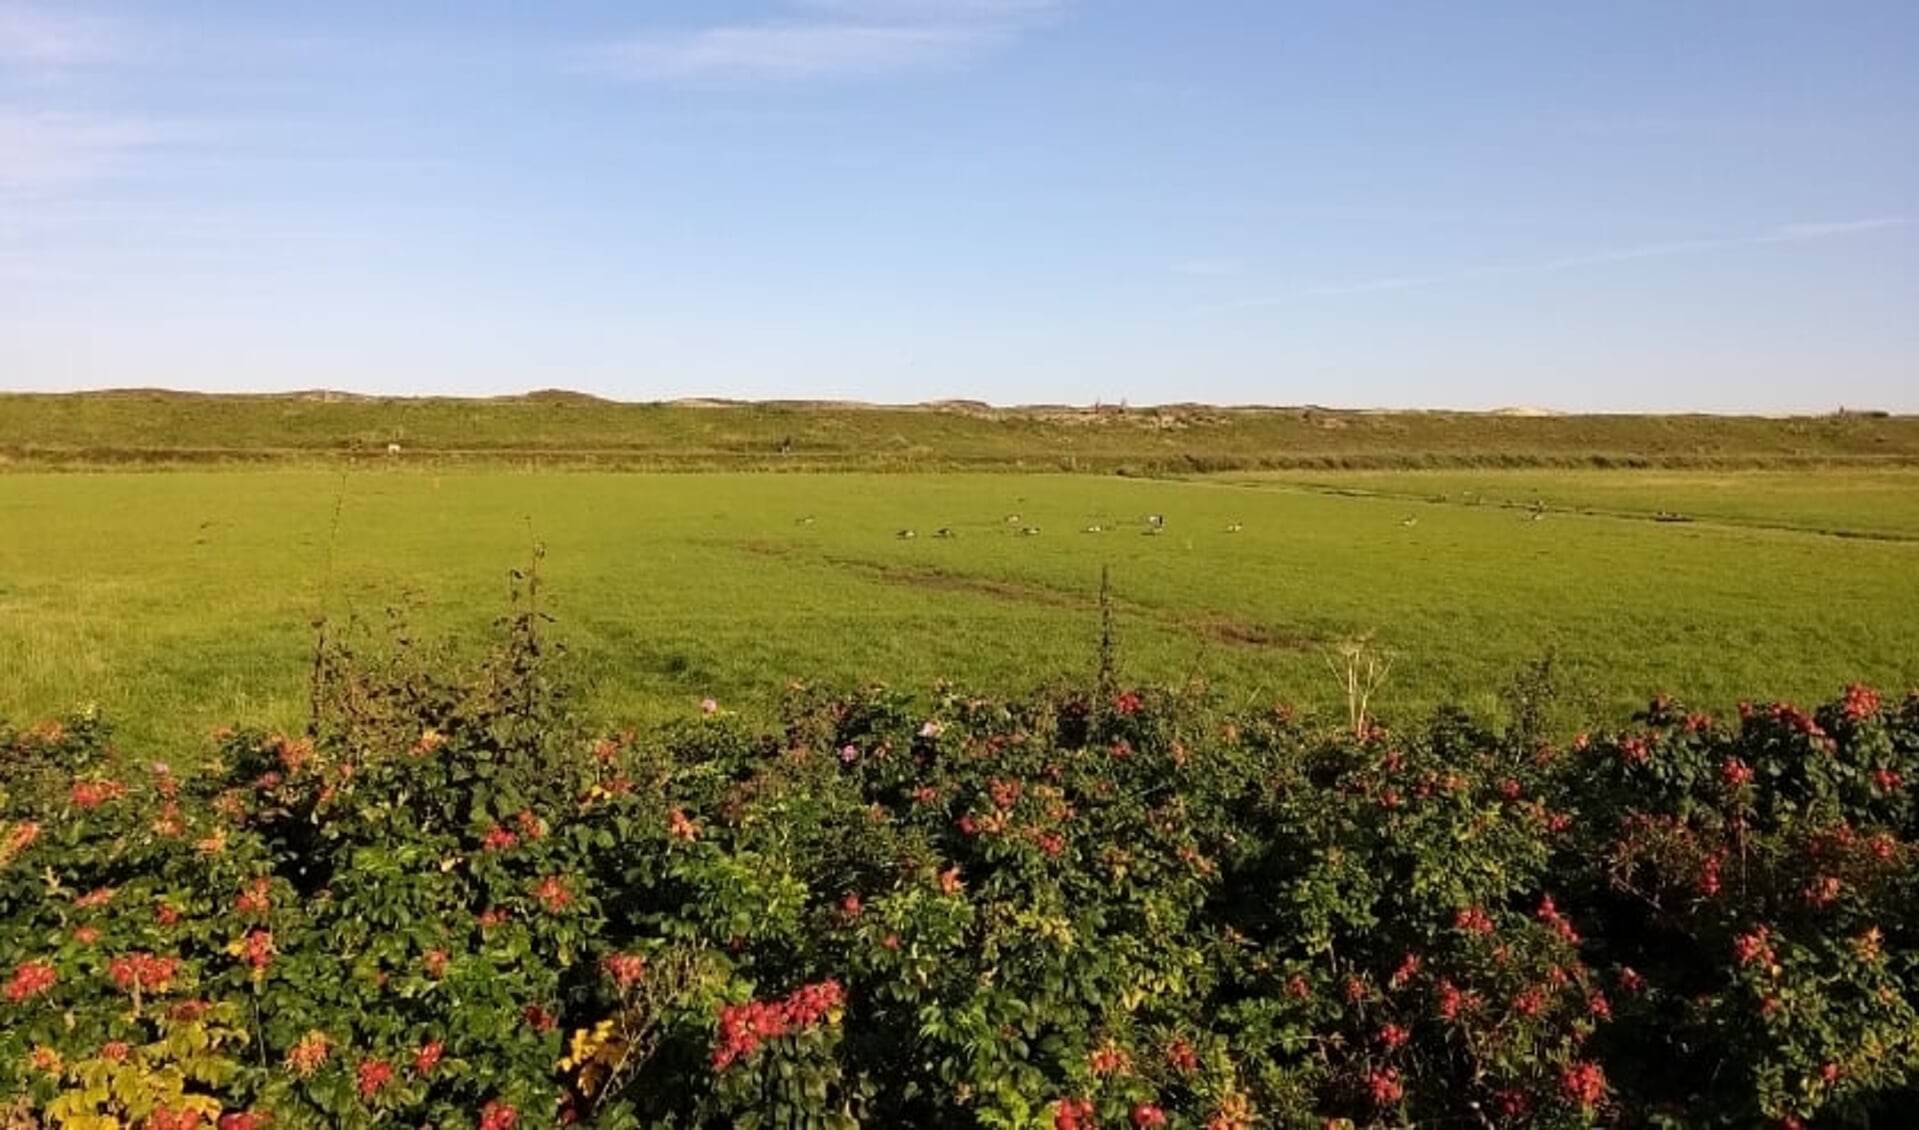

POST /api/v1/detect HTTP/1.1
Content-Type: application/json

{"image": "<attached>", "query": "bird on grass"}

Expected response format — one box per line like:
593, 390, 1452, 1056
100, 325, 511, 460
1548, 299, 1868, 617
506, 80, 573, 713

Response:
1400, 515, 1418, 527
1225, 522, 1244, 533
896, 529, 917, 540
934, 527, 955, 539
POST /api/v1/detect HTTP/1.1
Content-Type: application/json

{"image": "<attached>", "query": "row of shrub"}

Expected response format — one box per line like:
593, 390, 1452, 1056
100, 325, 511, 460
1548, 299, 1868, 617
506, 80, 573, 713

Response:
2, 612, 1917, 1128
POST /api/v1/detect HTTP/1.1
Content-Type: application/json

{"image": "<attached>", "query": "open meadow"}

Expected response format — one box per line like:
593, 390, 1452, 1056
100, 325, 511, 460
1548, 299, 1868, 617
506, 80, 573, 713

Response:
4, 463, 1915, 751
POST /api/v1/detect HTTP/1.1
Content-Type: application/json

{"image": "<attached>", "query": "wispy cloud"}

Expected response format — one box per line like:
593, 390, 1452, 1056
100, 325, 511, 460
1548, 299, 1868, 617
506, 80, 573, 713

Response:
0, 3, 120, 66
0, 111, 189, 196
588, 0, 1063, 83
0, 110, 221, 261
795, 0, 1061, 15
1170, 258, 1242, 277
1204, 217, 1915, 310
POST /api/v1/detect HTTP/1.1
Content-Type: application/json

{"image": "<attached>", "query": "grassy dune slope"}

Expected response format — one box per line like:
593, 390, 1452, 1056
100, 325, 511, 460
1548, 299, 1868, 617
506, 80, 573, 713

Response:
4, 391, 1916, 470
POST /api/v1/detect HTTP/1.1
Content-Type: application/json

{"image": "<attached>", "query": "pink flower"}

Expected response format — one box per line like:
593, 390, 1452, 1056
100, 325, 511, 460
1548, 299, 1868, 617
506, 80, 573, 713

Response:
5, 961, 57, 1003
1054, 1097, 1095, 1130
1842, 684, 1881, 722
534, 875, 573, 912
107, 952, 180, 995
356, 1058, 393, 1099
1165, 1039, 1199, 1073
700, 697, 719, 715
1561, 1061, 1607, 1106
1088, 1043, 1133, 1075
242, 930, 274, 972
1734, 927, 1773, 967
1369, 1067, 1403, 1104
603, 952, 648, 989
235, 878, 272, 916
286, 1030, 330, 1077
70, 778, 127, 809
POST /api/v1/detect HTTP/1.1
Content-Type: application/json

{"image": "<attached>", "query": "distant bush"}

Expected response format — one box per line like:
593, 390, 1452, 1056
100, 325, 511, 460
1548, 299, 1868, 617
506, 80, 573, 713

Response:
3, 613, 1917, 1127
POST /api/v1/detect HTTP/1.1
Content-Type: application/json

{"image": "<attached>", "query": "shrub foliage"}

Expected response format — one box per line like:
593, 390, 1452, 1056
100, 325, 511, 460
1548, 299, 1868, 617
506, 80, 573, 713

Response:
3, 612, 1917, 1128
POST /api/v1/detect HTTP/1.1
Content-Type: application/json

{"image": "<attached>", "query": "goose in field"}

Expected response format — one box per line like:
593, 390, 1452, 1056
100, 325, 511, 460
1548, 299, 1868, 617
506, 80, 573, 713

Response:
1225, 522, 1243, 533
896, 528, 917, 540
934, 527, 955, 539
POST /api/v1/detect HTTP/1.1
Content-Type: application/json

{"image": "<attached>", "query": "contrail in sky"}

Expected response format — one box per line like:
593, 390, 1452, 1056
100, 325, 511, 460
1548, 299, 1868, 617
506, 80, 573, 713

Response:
1201, 216, 1913, 311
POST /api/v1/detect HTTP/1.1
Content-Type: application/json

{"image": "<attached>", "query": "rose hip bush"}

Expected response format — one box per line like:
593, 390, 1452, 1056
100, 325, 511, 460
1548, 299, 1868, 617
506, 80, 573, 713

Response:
3, 614, 1917, 1127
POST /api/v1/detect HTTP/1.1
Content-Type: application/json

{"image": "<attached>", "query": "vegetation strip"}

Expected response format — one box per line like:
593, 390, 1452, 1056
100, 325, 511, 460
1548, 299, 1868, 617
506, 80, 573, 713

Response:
4, 613, 1916, 1127
5, 392, 1918, 473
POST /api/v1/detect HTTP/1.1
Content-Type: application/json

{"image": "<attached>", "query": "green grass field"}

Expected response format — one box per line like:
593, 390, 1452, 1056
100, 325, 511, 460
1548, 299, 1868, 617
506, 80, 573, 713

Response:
5, 466, 1915, 751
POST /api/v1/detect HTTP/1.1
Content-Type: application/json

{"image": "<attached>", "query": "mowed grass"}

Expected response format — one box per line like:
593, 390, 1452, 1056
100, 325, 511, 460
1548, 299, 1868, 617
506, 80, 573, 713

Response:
3, 469, 1916, 752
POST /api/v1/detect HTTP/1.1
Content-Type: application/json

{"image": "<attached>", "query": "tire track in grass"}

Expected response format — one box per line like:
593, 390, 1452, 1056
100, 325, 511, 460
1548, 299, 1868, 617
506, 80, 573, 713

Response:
1186, 478, 1919, 544
730, 539, 1325, 654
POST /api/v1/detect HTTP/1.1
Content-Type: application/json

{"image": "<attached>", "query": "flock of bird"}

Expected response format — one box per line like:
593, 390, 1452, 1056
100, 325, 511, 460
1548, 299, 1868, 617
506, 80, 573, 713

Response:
875, 512, 1217, 541
795, 501, 1557, 541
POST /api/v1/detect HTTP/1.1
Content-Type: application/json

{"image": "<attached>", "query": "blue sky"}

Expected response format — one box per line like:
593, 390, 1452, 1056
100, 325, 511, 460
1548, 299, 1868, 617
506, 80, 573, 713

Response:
2, 1, 1914, 410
